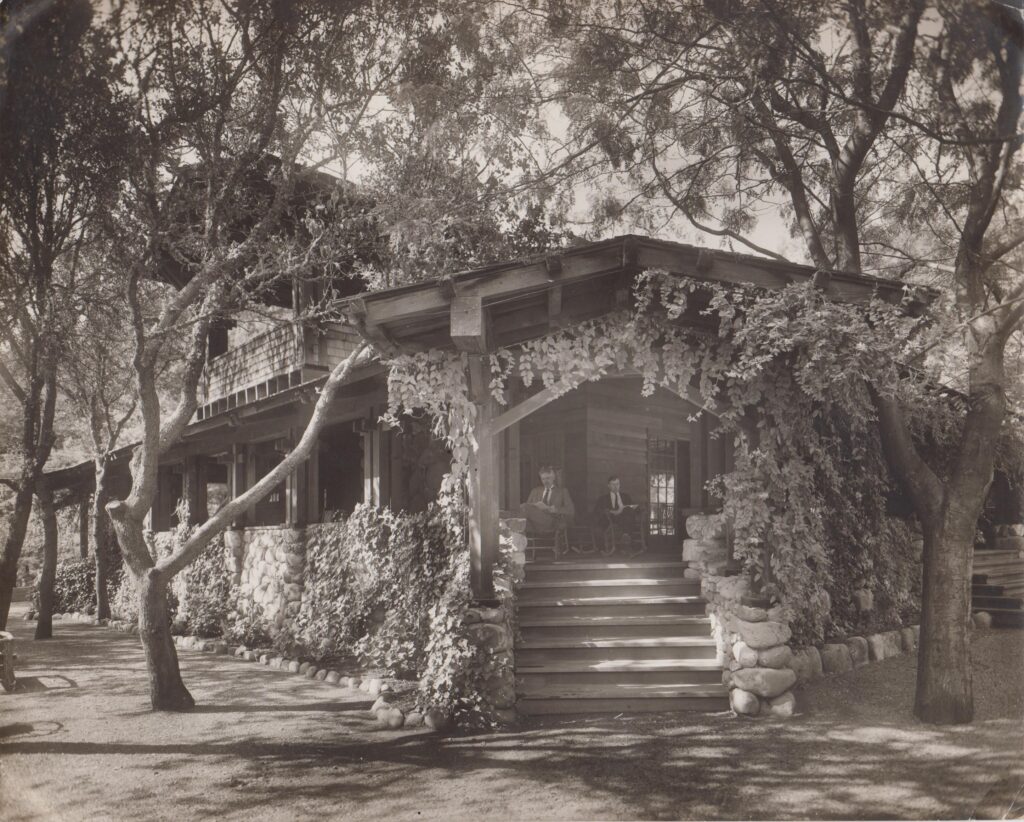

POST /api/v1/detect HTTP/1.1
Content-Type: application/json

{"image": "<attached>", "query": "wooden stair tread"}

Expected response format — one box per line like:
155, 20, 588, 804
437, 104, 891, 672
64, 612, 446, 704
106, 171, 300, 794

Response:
518, 595, 704, 607
520, 578, 695, 588
527, 561, 685, 571
519, 614, 710, 627
517, 659, 721, 673
517, 636, 717, 649
520, 682, 728, 699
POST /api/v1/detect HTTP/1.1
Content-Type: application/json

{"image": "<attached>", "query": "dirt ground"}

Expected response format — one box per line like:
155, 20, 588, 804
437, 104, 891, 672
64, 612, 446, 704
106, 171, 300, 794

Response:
1, 602, 1022, 822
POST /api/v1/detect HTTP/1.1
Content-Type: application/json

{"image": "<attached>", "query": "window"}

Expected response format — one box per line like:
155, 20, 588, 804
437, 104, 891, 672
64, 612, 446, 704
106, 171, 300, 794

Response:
647, 437, 676, 536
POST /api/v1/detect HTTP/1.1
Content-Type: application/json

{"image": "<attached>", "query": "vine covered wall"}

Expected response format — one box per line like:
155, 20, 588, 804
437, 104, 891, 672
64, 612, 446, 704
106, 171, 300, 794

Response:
385, 270, 937, 642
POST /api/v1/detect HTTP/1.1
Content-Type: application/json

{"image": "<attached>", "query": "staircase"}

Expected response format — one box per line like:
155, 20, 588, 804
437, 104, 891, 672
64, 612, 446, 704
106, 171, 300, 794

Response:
514, 553, 729, 715
972, 548, 1024, 628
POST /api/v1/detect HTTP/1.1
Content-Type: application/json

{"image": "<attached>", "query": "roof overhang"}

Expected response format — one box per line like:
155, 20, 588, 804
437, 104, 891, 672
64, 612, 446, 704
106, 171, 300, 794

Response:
341, 235, 934, 354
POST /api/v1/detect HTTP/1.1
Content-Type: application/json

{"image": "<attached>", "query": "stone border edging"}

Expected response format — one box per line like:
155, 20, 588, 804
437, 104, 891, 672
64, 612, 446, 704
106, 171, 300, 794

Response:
790, 623, 921, 684
37, 611, 452, 731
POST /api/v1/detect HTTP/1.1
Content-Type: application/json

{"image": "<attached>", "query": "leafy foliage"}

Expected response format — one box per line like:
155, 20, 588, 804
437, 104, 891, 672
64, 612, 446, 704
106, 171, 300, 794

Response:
32, 559, 94, 614
32, 557, 122, 616
388, 269, 937, 641
294, 504, 464, 677
109, 570, 138, 623
179, 542, 233, 638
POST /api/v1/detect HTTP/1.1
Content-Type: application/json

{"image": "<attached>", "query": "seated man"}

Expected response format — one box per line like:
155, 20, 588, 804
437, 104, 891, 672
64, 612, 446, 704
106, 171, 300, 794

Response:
521, 465, 575, 536
594, 475, 642, 551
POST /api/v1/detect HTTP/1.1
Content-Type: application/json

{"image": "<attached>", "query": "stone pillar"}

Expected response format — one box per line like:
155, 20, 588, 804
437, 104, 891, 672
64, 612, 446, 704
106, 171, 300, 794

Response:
682, 513, 730, 579
458, 515, 526, 726
686, 513, 797, 719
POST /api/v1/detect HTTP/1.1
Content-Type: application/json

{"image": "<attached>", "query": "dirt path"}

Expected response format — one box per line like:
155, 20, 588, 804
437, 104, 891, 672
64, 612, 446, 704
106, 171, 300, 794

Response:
1, 603, 1022, 821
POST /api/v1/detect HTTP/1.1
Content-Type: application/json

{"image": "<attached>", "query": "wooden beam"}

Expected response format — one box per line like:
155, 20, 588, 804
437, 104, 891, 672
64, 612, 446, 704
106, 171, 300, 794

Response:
451, 293, 488, 353
488, 385, 562, 435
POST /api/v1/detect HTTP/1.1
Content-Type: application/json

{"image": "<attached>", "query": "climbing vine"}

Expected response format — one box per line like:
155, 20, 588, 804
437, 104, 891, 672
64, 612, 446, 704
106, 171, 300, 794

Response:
385, 269, 949, 642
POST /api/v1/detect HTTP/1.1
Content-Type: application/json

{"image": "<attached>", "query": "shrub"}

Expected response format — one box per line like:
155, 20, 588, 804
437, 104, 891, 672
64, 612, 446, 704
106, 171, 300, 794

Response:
225, 595, 274, 649
33, 559, 96, 614
179, 539, 233, 637
295, 503, 463, 676
109, 570, 138, 623
108, 565, 179, 627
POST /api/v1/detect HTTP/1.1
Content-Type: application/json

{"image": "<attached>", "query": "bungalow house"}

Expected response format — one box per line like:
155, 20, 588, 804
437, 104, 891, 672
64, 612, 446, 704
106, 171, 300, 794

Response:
43, 234, 1024, 715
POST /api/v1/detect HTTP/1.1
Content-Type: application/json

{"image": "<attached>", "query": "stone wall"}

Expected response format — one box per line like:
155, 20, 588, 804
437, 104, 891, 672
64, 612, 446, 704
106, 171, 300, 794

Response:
685, 513, 798, 718
231, 526, 306, 632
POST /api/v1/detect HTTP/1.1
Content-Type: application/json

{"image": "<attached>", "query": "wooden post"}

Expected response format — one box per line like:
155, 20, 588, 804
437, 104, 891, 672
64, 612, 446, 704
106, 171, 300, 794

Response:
78, 496, 90, 558
305, 443, 321, 525
285, 429, 303, 527
230, 444, 249, 528
361, 419, 380, 507
182, 456, 207, 525
467, 355, 500, 603
504, 424, 521, 512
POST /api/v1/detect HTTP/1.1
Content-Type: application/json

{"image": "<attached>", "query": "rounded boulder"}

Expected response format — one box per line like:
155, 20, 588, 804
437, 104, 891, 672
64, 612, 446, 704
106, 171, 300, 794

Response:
730, 666, 797, 698
820, 643, 853, 675
729, 687, 761, 716
735, 619, 791, 650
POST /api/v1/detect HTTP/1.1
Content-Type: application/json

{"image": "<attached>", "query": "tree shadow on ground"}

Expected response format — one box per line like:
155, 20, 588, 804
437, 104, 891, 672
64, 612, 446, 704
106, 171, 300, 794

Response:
3, 605, 1022, 821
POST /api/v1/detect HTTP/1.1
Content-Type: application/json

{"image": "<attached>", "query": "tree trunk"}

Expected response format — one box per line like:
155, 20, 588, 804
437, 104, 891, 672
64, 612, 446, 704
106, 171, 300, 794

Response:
92, 462, 113, 620
915, 516, 975, 724
0, 481, 37, 629
108, 503, 194, 710
34, 484, 58, 640
137, 568, 194, 711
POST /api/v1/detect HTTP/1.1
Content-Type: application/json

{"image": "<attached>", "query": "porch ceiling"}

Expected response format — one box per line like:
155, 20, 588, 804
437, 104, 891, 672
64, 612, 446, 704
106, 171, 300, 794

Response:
341, 235, 934, 354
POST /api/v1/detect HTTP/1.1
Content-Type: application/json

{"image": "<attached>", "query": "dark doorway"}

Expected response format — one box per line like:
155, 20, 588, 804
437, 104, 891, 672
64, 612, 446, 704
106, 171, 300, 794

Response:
318, 423, 363, 520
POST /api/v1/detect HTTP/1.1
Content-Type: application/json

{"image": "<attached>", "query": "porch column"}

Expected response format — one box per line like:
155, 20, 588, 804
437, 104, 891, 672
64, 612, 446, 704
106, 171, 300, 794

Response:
230, 443, 248, 528
182, 456, 207, 525
467, 356, 500, 602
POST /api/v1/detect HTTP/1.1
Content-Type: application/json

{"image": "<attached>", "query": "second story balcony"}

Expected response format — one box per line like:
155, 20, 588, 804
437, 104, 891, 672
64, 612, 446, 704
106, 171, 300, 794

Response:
196, 321, 362, 421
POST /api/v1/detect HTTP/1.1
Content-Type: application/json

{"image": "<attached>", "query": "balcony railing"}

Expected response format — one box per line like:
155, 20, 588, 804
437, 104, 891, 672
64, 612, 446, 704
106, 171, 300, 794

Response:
196, 322, 361, 420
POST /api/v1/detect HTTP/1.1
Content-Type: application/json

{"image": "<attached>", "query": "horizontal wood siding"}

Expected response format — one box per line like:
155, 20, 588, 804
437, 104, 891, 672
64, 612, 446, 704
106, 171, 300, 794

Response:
520, 391, 587, 517
583, 380, 698, 515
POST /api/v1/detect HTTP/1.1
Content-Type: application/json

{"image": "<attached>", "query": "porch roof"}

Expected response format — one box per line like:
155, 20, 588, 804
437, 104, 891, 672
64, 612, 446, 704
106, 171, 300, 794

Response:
341, 234, 935, 353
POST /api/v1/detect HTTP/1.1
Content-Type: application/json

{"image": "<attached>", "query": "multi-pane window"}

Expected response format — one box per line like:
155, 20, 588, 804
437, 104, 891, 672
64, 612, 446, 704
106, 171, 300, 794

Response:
647, 437, 676, 536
